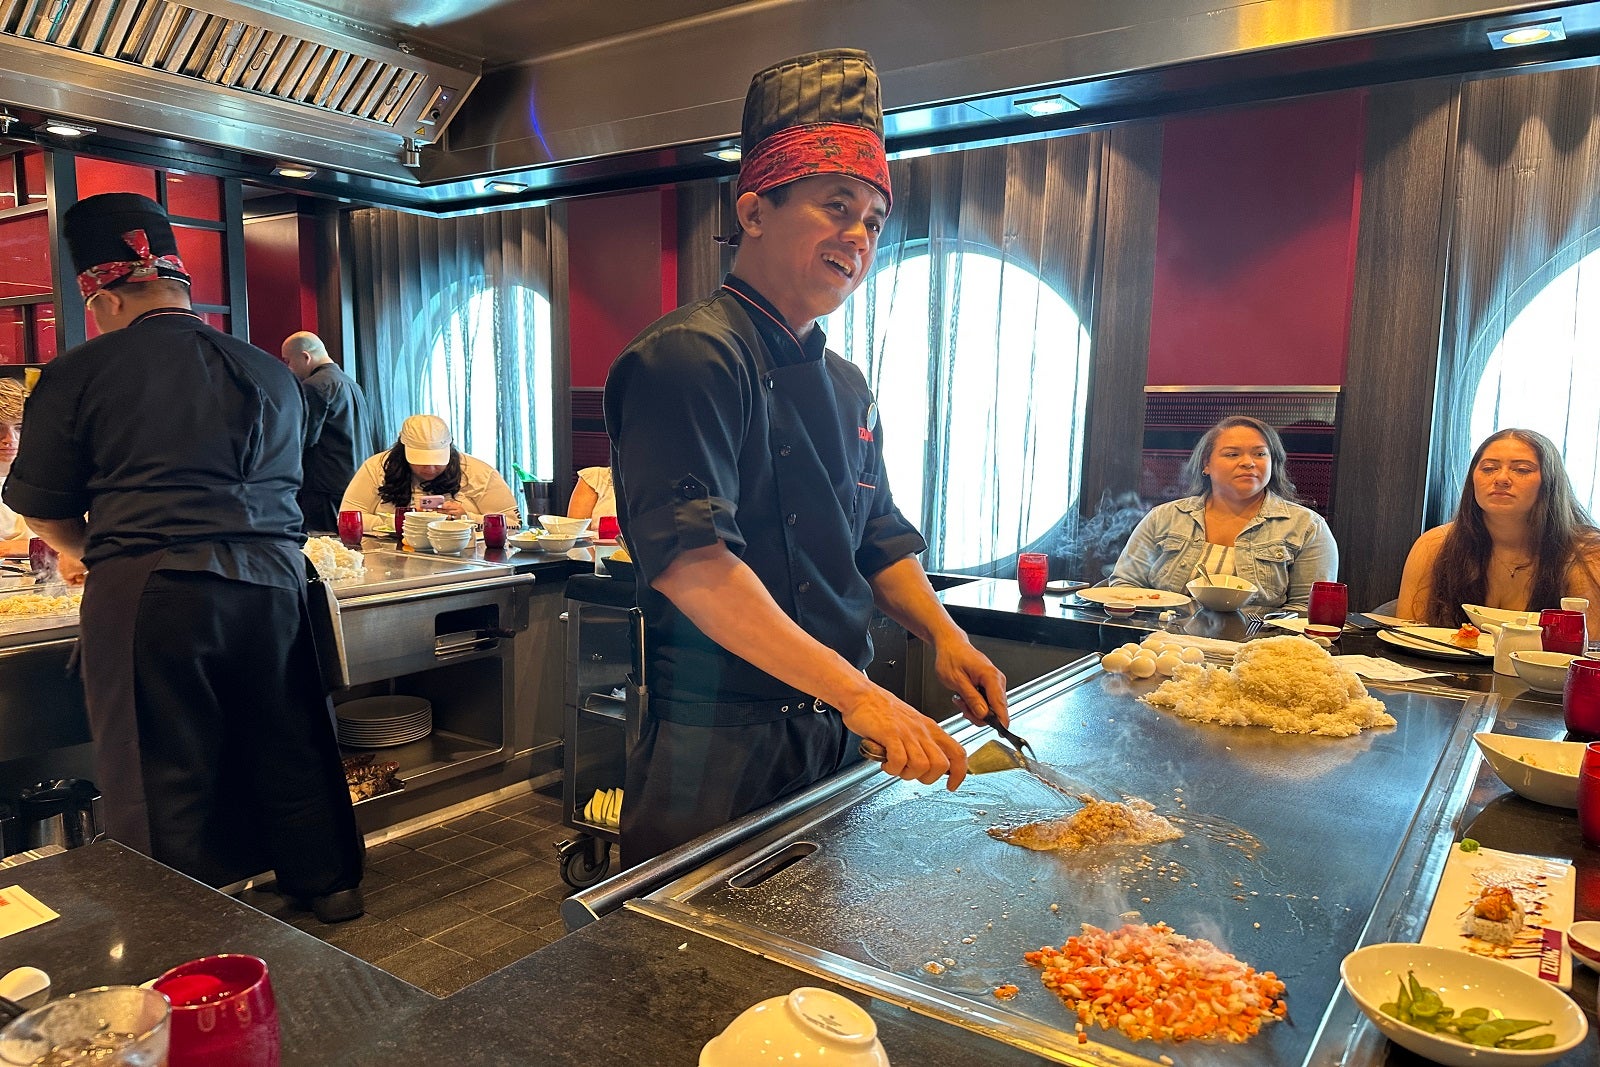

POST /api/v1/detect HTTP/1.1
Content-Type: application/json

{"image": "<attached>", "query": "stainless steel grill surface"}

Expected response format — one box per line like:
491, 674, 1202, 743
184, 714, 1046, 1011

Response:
632, 667, 1493, 1065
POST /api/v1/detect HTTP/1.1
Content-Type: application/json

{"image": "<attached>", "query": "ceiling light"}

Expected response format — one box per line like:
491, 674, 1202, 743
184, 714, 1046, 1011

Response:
272, 163, 317, 179
37, 119, 95, 137
0, 108, 14, 136
486, 180, 526, 194
706, 147, 742, 163
1013, 93, 1079, 118
1488, 19, 1565, 49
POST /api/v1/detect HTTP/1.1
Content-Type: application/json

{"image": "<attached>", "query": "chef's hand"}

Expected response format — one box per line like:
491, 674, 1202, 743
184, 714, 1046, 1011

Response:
438, 500, 467, 519
840, 688, 969, 790
935, 638, 1009, 729
57, 553, 87, 586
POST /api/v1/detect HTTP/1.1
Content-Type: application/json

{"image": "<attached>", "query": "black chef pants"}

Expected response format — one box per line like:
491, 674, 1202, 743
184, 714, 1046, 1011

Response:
619, 708, 854, 865
131, 571, 363, 897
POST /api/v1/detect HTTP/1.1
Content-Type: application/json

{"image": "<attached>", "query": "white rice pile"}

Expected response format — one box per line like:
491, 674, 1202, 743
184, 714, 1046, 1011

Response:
302, 536, 366, 582
1144, 634, 1395, 737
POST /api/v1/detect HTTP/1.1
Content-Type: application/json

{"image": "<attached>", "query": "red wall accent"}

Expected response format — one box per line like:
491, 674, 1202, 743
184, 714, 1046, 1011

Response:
1146, 91, 1366, 387
243, 212, 319, 359
567, 189, 669, 388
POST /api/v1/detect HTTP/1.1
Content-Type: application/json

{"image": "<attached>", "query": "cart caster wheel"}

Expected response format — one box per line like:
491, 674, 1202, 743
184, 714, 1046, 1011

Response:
559, 838, 612, 889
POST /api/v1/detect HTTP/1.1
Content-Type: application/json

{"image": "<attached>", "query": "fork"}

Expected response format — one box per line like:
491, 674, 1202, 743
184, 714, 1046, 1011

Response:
1240, 611, 1265, 639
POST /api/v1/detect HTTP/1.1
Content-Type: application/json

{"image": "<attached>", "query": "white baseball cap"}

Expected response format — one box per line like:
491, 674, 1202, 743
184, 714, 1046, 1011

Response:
399, 414, 452, 466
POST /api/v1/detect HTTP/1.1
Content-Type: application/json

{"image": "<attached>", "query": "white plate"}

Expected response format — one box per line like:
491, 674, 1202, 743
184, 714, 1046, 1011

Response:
1075, 586, 1190, 610
1472, 733, 1583, 808
1264, 616, 1321, 634
1377, 626, 1494, 660
1417, 844, 1575, 989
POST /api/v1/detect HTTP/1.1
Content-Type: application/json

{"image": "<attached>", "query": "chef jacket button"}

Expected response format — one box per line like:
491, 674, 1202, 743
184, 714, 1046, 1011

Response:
786, 513, 797, 526
797, 580, 812, 594
779, 445, 792, 457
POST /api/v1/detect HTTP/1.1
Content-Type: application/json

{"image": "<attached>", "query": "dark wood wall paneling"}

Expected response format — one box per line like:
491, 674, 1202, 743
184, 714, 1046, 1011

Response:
1333, 80, 1461, 611
1079, 123, 1163, 514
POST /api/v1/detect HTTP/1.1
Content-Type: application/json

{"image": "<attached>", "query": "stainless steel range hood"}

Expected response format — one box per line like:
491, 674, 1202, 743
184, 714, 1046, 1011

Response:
0, 0, 479, 182
4, 0, 1600, 211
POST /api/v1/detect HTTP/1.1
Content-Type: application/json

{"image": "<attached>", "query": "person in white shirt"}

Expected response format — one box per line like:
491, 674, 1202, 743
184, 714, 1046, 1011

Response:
1, 378, 35, 555
565, 466, 616, 520
339, 413, 520, 526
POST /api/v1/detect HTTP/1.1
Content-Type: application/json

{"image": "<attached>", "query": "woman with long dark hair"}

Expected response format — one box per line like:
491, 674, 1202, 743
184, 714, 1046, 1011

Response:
340, 414, 520, 526
1110, 415, 1338, 610
1398, 428, 1600, 636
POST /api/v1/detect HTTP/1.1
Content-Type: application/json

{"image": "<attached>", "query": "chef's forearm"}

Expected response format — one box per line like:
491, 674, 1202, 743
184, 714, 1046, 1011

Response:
868, 556, 968, 649
651, 543, 877, 709
22, 516, 88, 558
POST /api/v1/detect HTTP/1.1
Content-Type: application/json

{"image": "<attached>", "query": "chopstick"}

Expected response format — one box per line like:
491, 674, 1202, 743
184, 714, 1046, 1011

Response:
1383, 627, 1492, 659
0, 994, 27, 1022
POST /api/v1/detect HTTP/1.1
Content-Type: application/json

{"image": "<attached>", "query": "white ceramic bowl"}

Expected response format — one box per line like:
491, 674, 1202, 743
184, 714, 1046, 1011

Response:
1509, 651, 1580, 694
1103, 601, 1138, 618
1471, 732, 1583, 808
1185, 575, 1258, 612
535, 536, 577, 553
538, 514, 592, 538
506, 531, 544, 551
1567, 921, 1600, 973
1340, 943, 1588, 1067
1463, 603, 1531, 633
699, 987, 889, 1067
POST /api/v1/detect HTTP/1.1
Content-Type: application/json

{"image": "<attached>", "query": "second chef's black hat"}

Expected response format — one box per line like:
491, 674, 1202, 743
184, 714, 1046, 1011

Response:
63, 192, 190, 301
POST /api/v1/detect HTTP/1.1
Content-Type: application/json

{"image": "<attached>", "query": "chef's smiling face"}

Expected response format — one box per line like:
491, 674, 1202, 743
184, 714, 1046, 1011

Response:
0, 418, 19, 474
1203, 426, 1271, 505
1472, 438, 1541, 517
735, 174, 886, 332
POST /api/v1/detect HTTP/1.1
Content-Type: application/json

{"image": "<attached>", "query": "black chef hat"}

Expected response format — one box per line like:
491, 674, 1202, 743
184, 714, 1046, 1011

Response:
63, 192, 190, 301
736, 48, 891, 210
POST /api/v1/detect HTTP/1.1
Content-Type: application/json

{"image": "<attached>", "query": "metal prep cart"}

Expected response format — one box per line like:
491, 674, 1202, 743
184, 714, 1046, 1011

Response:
557, 573, 642, 888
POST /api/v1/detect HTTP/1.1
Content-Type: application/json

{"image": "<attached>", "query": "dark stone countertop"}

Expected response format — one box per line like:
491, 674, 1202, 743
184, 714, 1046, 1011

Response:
2, 843, 1056, 1066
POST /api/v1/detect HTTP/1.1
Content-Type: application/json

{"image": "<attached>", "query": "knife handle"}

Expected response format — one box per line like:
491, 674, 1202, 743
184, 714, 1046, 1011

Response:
858, 738, 887, 763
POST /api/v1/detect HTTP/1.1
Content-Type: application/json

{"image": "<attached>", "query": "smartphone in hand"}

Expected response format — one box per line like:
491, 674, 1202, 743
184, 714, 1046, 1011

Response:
419, 495, 446, 510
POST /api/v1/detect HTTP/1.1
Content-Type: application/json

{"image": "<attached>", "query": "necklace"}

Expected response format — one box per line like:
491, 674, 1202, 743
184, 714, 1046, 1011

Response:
1501, 557, 1535, 579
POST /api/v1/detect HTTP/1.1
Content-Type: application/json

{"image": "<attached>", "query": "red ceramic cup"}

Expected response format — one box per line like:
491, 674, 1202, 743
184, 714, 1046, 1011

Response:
1307, 581, 1348, 628
27, 536, 57, 576
596, 515, 620, 542
153, 954, 279, 1067
336, 510, 364, 549
1540, 608, 1587, 655
1564, 657, 1600, 742
391, 505, 409, 543
1017, 552, 1048, 598
481, 511, 507, 548
1578, 743, 1600, 848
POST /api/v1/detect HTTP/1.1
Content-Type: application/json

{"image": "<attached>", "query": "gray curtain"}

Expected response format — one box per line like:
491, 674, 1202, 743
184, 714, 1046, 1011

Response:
347, 206, 558, 486
1431, 66, 1600, 523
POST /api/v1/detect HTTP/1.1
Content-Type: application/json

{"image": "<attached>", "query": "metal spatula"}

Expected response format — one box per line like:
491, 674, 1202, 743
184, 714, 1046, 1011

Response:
858, 737, 1107, 803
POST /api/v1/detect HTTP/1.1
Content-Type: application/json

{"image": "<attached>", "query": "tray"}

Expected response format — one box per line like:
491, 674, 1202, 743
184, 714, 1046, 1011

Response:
1417, 844, 1575, 989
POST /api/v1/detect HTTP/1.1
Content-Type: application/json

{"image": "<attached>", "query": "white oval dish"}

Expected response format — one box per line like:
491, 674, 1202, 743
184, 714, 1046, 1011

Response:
1472, 732, 1583, 808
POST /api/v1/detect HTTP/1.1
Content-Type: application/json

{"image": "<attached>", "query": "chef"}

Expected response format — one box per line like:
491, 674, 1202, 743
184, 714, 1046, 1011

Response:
3, 193, 364, 923
605, 48, 1008, 862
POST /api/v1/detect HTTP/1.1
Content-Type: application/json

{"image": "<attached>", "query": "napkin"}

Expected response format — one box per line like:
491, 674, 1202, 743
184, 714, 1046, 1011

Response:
0, 885, 58, 939
1333, 655, 1450, 682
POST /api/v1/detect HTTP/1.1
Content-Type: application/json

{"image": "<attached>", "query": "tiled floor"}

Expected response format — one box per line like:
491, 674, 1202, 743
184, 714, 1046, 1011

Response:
239, 789, 580, 997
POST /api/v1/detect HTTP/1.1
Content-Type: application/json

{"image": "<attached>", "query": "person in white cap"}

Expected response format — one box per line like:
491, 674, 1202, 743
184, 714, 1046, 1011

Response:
605, 49, 1008, 862
340, 413, 521, 526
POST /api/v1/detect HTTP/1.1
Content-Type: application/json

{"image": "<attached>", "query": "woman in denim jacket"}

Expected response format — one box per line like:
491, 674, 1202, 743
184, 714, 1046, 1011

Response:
1110, 416, 1338, 610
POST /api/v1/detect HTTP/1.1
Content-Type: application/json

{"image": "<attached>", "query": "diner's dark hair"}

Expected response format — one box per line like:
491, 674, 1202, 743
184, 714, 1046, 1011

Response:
1181, 416, 1298, 502
378, 439, 463, 506
1423, 428, 1600, 626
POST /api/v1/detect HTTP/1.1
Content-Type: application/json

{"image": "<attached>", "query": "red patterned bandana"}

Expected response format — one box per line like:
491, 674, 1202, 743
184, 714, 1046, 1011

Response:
76, 228, 190, 301
737, 122, 892, 210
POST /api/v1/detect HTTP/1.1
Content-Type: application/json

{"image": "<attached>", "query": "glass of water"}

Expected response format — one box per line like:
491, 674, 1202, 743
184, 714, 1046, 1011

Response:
0, 986, 170, 1066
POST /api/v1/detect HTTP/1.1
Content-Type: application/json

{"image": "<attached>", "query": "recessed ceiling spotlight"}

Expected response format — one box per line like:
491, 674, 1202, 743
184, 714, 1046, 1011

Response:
1013, 93, 1079, 118
486, 180, 526, 193
272, 163, 317, 179
1488, 19, 1565, 49
37, 119, 95, 137
706, 147, 742, 163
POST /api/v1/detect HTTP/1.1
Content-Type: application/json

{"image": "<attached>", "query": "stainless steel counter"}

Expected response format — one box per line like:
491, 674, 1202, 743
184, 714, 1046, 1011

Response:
620, 660, 1499, 1066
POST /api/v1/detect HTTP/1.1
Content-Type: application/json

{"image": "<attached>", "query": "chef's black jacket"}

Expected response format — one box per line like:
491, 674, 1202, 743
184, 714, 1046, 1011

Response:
299, 360, 376, 531
605, 275, 926, 704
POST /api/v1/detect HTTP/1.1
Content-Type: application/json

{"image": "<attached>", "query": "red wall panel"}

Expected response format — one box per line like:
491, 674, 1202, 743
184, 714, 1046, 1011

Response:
243, 212, 318, 358
567, 189, 668, 388
1146, 91, 1366, 387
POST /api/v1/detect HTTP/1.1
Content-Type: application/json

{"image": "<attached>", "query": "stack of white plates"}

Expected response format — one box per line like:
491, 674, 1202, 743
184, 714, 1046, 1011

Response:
402, 510, 445, 549
336, 695, 432, 748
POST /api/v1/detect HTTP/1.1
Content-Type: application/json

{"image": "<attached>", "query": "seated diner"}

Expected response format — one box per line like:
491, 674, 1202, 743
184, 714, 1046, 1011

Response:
1109, 415, 1338, 611
340, 413, 521, 527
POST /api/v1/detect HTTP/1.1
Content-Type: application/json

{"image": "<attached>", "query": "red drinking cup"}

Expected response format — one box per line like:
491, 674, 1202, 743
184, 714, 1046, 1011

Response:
392, 505, 409, 543
27, 536, 57, 577
596, 515, 620, 542
1579, 743, 1600, 848
1540, 608, 1587, 655
153, 954, 280, 1067
1307, 581, 1348, 628
482, 511, 507, 548
336, 510, 364, 549
1017, 552, 1048, 598
1564, 657, 1600, 742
